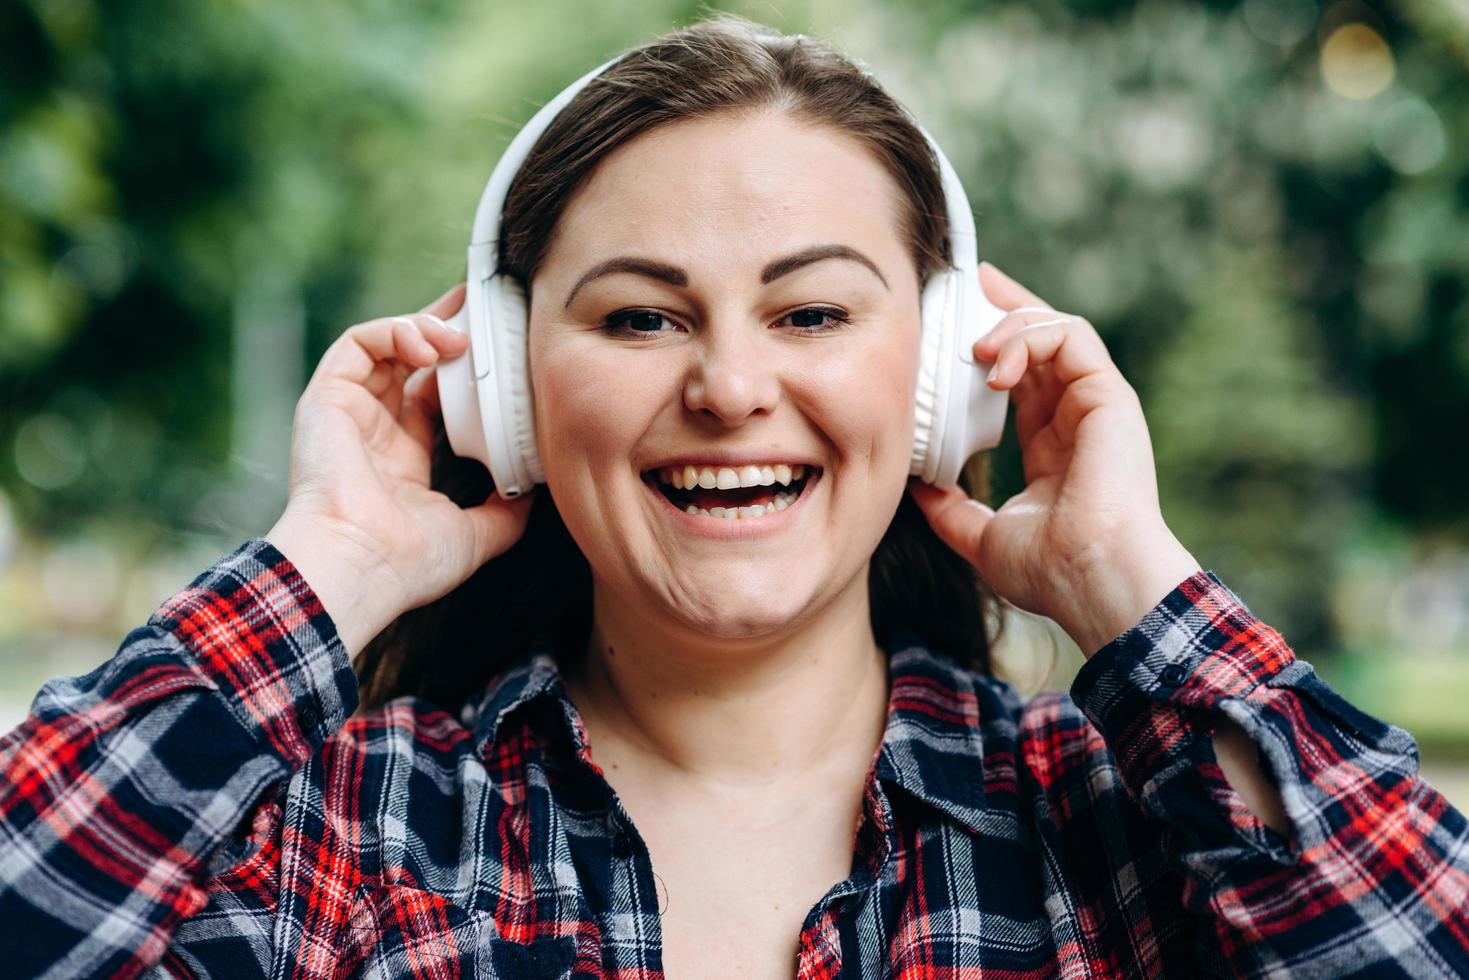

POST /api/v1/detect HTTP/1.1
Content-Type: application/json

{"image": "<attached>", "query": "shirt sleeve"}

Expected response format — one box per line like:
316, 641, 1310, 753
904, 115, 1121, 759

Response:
1067, 568, 1469, 978
0, 537, 358, 979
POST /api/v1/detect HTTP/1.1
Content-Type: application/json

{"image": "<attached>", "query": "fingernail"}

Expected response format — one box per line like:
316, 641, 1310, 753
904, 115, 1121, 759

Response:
986, 363, 1000, 383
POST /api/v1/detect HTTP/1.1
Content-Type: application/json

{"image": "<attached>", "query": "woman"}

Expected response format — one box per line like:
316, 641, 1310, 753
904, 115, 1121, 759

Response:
3, 16, 1465, 979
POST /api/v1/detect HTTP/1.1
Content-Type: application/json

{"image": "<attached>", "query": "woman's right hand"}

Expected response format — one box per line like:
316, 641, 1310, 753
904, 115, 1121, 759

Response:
265, 283, 535, 656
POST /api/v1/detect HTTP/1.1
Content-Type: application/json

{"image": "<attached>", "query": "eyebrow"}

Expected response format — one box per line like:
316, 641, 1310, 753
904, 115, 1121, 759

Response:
562, 243, 889, 308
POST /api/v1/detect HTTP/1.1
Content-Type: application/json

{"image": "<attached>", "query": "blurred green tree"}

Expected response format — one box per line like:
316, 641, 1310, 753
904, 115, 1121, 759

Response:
1, 0, 1465, 669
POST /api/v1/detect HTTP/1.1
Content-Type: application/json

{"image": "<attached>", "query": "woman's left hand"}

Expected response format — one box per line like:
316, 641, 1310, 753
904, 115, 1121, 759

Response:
908, 263, 1203, 659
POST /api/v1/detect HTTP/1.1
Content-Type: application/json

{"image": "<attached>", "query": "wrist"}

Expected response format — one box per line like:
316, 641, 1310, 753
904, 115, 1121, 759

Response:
1056, 526, 1203, 660
264, 511, 403, 658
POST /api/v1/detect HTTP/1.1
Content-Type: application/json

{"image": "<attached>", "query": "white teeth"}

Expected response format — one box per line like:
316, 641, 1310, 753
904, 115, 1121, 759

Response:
656, 463, 815, 488
678, 488, 801, 519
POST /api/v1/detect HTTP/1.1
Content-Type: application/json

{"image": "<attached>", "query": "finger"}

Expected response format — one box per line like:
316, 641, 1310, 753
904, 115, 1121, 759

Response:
979, 262, 1053, 313
907, 479, 994, 567
362, 359, 411, 410
399, 366, 442, 450
975, 309, 1081, 361
985, 317, 1113, 390
396, 313, 470, 358
1009, 368, 1065, 447
403, 364, 439, 412
315, 312, 466, 390
420, 282, 467, 319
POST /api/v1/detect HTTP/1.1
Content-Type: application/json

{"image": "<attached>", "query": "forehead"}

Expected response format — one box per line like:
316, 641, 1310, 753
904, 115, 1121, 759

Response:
542, 108, 909, 274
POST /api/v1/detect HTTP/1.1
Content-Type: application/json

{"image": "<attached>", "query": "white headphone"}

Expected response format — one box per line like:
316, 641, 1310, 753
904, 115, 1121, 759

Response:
436, 54, 1010, 498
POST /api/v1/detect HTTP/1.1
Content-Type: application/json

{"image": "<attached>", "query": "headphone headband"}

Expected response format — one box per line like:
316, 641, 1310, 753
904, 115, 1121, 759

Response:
467, 53, 978, 280
438, 37, 1009, 499
469, 57, 621, 252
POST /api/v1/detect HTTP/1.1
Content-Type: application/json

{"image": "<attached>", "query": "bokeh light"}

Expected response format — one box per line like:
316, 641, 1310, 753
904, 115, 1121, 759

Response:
1320, 23, 1395, 100
0, 492, 16, 574
1242, 0, 1318, 47
14, 414, 87, 490
1372, 95, 1447, 175
41, 538, 121, 628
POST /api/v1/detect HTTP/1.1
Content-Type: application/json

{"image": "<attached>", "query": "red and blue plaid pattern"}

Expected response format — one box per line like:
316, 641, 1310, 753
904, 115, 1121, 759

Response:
2, 537, 1465, 977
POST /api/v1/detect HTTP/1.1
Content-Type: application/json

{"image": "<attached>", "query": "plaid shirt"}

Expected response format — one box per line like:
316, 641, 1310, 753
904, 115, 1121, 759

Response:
2, 538, 1466, 978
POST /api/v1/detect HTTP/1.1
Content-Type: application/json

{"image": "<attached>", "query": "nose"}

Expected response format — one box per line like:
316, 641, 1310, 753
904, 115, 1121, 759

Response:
681, 319, 781, 426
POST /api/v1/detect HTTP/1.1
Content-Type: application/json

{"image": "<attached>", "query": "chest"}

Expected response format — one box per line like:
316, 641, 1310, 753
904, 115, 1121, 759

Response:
208, 712, 1190, 979
626, 808, 861, 979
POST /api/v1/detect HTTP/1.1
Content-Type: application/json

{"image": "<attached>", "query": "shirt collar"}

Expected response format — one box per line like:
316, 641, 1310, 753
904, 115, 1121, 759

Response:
463, 646, 587, 762
462, 627, 993, 834
874, 626, 994, 834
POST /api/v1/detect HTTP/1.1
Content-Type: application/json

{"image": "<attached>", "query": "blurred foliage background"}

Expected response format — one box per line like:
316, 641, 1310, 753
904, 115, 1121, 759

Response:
1, 0, 1466, 801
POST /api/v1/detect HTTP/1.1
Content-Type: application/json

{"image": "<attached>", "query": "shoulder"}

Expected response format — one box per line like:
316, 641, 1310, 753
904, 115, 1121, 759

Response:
299, 697, 482, 827
330, 697, 475, 762
887, 629, 1093, 749
888, 632, 1114, 798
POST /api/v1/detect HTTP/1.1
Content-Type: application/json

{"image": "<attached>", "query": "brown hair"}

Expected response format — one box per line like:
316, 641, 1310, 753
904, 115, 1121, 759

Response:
354, 14, 1002, 712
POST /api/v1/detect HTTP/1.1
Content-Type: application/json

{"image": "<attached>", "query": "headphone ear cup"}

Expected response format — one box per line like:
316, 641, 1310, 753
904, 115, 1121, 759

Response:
912, 270, 957, 483
436, 303, 492, 472
488, 274, 543, 486
913, 268, 1011, 487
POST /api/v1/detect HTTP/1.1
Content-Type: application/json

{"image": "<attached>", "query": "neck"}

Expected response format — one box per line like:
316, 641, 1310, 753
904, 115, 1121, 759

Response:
563, 572, 890, 787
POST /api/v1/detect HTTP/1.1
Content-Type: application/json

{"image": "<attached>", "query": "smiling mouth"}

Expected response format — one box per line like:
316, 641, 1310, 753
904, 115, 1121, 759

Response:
642, 465, 821, 519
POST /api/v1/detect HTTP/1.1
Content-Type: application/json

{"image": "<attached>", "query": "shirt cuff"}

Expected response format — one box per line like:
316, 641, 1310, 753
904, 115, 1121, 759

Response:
1067, 569, 1300, 856
1067, 568, 1425, 863
1075, 570, 1304, 725
1070, 569, 1295, 721
146, 537, 359, 768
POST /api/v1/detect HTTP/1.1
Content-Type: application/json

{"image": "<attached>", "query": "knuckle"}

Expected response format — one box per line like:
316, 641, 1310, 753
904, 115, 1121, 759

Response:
308, 385, 351, 414
1090, 371, 1138, 403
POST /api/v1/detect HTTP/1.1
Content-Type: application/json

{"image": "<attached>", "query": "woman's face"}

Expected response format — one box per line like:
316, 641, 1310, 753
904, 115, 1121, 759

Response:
528, 108, 923, 641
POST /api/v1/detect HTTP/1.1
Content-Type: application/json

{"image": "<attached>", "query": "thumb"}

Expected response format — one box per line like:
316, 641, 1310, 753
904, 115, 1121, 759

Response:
907, 479, 994, 567
464, 486, 537, 565
978, 261, 1053, 312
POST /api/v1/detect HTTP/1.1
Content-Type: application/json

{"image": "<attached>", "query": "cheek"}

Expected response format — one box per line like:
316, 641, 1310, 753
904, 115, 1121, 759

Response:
797, 333, 920, 468
530, 340, 645, 475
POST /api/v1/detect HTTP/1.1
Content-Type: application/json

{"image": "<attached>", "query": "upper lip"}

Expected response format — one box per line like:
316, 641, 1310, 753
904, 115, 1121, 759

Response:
639, 451, 822, 473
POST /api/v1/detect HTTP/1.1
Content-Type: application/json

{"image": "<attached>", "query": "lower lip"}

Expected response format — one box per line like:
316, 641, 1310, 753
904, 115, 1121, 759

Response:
640, 471, 822, 540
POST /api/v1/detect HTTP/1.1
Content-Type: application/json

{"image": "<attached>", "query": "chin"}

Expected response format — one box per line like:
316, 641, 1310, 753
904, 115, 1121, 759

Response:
659, 565, 832, 640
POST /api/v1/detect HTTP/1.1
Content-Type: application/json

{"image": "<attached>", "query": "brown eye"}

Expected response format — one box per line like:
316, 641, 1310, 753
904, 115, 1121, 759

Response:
603, 309, 679, 338
779, 306, 850, 334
